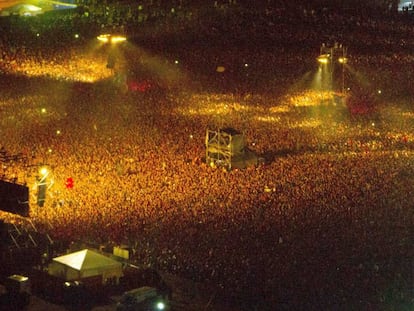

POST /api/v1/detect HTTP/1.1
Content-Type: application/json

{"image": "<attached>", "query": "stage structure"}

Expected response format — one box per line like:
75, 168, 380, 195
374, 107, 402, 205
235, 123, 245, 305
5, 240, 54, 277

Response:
205, 128, 258, 170
317, 43, 347, 93
36, 166, 52, 207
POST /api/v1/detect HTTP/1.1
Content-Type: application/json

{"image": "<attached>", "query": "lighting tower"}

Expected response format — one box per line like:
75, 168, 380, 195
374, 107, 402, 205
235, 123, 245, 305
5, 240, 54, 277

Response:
317, 43, 347, 93
36, 166, 49, 207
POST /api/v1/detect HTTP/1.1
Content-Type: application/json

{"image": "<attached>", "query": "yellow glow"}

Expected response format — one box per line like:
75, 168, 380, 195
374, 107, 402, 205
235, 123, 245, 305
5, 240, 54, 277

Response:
40, 167, 48, 176
97, 34, 110, 43
269, 105, 290, 113
338, 57, 348, 64
256, 116, 281, 123
97, 34, 126, 44
7, 52, 113, 82
110, 35, 127, 44
288, 119, 321, 128
41, 108, 47, 113
23, 4, 42, 12
216, 66, 225, 73
287, 90, 335, 107
317, 54, 330, 64
402, 112, 414, 119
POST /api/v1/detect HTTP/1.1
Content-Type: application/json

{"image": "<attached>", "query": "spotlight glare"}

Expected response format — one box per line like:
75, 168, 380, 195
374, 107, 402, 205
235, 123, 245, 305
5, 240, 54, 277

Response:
110, 35, 127, 44
156, 301, 165, 310
40, 167, 48, 176
317, 54, 330, 64
97, 34, 126, 44
338, 57, 347, 64
97, 34, 110, 43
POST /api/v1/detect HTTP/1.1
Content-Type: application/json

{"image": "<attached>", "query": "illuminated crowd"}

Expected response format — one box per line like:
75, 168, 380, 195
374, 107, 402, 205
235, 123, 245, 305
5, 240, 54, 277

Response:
1, 4, 413, 309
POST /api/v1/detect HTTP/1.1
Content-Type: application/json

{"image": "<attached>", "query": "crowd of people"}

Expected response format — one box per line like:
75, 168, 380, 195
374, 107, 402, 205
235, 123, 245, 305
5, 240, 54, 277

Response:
1, 4, 413, 310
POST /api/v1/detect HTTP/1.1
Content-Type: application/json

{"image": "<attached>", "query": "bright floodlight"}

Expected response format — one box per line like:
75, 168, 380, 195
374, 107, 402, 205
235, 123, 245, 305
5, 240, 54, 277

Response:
111, 35, 127, 43
156, 301, 165, 310
317, 54, 330, 64
39, 167, 48, 177
23, 4, 42, 14
97, 34, 110, 43
338, 57, 348, 64
97, 34, 126, 44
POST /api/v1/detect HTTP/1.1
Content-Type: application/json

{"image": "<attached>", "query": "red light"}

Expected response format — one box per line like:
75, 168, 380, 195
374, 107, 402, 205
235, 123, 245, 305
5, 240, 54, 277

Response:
128, 80, 153, 92
65, 177, 74, 189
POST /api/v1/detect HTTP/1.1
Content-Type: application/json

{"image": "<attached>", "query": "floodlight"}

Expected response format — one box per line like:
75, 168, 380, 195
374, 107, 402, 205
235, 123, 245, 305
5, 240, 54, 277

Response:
97, 34, 110, 43
317, 54, 330, 64
39, 167, 48, 177
97, 34, 127, 44
110, 35, 127, 43
156, 301, 165, 310
338, 57, 347, 64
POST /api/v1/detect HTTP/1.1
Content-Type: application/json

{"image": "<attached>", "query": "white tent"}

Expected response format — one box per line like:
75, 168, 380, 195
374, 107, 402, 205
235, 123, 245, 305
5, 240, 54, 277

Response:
48, 249, 123, 285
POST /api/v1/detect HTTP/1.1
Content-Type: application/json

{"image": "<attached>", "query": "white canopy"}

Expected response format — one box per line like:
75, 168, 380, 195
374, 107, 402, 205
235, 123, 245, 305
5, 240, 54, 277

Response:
48, 249, 123, 284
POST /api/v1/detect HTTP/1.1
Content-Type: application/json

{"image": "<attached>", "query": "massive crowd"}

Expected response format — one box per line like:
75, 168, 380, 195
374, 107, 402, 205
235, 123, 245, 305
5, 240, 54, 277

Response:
1, 4, 413, 310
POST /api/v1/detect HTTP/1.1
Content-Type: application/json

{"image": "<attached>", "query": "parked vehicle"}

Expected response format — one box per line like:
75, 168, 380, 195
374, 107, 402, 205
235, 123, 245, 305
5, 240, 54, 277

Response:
116, 286, 169, 311
0, 274, 31, 310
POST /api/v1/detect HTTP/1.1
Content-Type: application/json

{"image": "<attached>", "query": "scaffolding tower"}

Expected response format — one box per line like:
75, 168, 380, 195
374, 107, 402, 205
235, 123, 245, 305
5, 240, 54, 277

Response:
318, 43, 347, 93
206, 128, 258, 170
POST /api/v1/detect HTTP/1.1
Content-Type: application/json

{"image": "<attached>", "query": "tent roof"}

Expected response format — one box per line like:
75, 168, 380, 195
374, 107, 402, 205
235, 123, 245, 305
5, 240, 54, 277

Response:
53, 249, 121, 271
